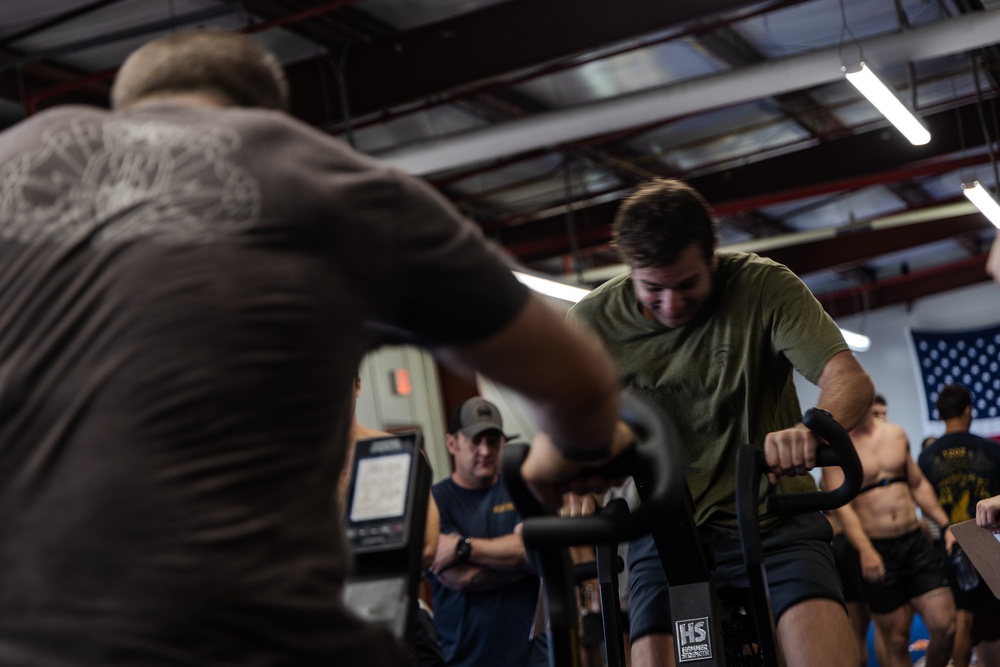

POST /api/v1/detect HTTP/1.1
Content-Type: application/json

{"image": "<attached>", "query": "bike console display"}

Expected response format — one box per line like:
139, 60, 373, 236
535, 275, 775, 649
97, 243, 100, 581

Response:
343, 432, 430, 640
346, 432, 425, 553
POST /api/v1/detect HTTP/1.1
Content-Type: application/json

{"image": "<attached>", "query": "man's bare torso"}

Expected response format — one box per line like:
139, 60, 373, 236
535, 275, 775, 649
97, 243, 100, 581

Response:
850, 420, 920, 539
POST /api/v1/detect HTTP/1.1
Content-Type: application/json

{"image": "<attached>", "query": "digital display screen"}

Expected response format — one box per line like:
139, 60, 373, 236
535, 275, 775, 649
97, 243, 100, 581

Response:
350, 451, 412, 523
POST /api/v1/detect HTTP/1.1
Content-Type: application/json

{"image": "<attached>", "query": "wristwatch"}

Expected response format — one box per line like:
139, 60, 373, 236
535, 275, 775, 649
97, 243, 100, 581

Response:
455, 536, 472, 562
560, 444, 613, 462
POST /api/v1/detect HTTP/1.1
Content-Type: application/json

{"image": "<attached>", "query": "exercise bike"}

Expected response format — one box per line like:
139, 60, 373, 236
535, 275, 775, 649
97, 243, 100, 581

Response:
501, 390, 861, 667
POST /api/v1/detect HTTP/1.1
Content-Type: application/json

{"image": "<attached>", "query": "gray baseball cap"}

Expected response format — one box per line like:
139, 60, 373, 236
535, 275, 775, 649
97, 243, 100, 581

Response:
454, 397, 515, 439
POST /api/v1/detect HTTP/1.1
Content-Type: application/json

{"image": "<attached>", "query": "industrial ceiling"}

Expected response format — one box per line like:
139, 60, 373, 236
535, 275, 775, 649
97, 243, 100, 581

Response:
2, 0, 999, 318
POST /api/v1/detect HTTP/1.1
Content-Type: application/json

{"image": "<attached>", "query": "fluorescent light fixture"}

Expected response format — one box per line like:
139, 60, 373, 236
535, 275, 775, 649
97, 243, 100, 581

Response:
843, 63, 930, 146
513, 271, 591, 303
961, 181, 1000, 229
840, 328, 871, 352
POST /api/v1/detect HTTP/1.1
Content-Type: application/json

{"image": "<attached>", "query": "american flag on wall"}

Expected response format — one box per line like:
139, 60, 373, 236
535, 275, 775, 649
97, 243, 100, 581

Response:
910, 323, 1000, 439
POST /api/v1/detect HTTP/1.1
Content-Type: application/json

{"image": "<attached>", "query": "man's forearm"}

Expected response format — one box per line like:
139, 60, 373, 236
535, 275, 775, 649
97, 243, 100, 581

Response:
444, 297, 620, 456
815, 351, 875, 431
467, 532, 532, 573
433, 563, 529, 592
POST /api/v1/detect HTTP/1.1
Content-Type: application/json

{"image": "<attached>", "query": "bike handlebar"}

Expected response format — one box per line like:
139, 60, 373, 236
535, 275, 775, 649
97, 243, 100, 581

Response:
763, 407, 862, 514
501, 388, 685, 548
503, 400, 862, 549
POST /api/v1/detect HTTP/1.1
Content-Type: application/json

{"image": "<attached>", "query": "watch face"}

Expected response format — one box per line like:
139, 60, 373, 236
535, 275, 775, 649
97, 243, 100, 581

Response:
456, 538, 471, 561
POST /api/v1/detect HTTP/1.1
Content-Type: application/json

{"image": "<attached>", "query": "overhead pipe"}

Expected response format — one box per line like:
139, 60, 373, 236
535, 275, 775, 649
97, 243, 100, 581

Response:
0, 0, 124, 48
377, 8, 1000, 176
326, 0, 813, 136
0, 4, 243, 73
497, 147, 994, 265
22, 0, 363, 113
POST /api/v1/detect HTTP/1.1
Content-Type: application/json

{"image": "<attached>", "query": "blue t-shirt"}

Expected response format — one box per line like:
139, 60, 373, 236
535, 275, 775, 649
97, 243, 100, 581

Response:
429, 478, 546, 667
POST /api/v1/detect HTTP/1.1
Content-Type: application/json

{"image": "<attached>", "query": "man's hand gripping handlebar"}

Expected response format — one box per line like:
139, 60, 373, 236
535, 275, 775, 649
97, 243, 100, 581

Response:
760, 408, 863, 515
501, 388, 685, 548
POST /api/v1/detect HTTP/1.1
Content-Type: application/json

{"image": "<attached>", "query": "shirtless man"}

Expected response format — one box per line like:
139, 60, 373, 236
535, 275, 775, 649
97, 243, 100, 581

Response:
825, 399, 957, 667
829, 395, 895, 666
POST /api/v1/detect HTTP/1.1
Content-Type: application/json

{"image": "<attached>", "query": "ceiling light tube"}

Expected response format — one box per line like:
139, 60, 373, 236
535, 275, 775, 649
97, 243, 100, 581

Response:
961, 181, 1000, 229
843, 63, 930, 146
840, 328, 871, 352
512, 271, 591, 303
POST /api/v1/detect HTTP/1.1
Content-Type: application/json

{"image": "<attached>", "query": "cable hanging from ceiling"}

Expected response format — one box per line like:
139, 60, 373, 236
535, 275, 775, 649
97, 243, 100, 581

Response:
961, 50, 1000, 229
562, 155, 586, 285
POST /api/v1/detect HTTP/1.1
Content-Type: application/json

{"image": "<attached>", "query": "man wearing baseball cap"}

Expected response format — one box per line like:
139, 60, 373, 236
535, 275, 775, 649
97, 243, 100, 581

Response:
426, 397, 545, 667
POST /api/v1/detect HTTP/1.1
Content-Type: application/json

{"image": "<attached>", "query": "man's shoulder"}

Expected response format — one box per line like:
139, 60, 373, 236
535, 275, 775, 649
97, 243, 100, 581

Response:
716, 250, 796, 288
967, 432, 1000, 447
1, 105, 108, 140
877, 422, 911, 456
935, 431, 998, 448
572, 272, 630, 309
717, 249, 784, 269
885, 421, 910, 440
431, 477, 458, 499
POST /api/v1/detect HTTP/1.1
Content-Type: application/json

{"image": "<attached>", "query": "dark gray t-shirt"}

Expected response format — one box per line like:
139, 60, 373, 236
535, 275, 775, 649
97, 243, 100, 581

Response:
0, 103, 528, 665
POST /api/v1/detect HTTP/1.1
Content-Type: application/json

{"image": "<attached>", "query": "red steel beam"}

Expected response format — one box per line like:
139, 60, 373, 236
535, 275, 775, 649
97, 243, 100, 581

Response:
817, 254, 991, 318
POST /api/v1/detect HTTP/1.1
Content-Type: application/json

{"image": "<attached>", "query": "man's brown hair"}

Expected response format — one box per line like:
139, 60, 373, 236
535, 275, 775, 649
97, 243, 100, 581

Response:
612, 178, 719, 268
936, 383, 972, 421
111, 29, 289, 111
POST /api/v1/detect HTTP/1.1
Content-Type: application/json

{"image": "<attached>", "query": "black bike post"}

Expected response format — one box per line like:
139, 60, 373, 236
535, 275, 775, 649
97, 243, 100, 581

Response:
595, 499, 628, 667
735, 444, 780, 667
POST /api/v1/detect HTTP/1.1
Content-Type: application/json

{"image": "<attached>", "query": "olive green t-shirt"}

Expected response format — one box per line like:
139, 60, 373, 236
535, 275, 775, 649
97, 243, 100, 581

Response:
570, 251, 848, 535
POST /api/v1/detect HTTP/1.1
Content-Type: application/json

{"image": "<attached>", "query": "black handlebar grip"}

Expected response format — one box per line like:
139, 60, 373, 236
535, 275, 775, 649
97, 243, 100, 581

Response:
500, 388, 685, 547
764, 407, 863, 514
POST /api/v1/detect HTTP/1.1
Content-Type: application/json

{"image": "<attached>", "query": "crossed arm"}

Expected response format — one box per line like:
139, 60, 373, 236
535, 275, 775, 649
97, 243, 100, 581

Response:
428, 527, 533, 592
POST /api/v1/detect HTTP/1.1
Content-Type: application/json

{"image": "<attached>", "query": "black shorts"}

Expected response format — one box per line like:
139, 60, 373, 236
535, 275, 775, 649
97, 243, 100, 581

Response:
945, 555, 1000, 614
832, 533, 866, 604
627, 512, 843, 641
862, 528, 948, 615
952, 579, 1000, 615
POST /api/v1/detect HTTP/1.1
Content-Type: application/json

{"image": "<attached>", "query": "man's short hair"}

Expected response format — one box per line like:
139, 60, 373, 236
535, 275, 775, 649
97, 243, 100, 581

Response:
874, 394, 887, 406
111, 29, 289, 111
612, 178, 719, 268
936, 383, 972, 420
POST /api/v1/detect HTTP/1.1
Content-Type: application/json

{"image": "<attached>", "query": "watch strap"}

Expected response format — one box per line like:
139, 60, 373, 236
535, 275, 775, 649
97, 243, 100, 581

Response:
455, 536, 472, 561
559, 444, 613, 462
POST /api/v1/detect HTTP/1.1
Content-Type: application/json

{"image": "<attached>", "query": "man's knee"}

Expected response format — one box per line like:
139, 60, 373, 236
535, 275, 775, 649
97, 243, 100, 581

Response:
631, 633, 675, 667
918, 587, 957, 636
777, 598, 855, 667
872, 610, 913, 646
